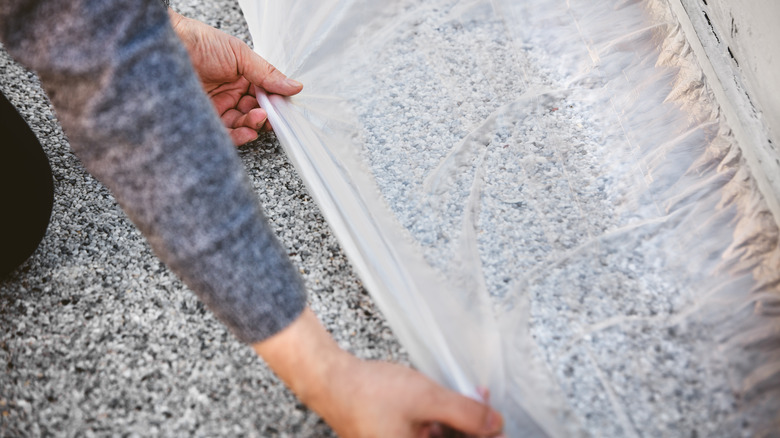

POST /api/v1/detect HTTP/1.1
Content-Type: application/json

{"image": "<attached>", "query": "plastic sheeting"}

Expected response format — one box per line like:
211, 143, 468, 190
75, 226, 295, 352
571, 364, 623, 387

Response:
239, 0, 780, 436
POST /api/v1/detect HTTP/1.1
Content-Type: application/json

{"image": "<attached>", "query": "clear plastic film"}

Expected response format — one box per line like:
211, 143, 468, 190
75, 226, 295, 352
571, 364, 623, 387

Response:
239, 0, 780, 436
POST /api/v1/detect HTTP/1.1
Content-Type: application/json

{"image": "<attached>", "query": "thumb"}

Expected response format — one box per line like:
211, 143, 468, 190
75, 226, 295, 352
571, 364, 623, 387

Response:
421, 385, 504, 436
236, 42, 303, 96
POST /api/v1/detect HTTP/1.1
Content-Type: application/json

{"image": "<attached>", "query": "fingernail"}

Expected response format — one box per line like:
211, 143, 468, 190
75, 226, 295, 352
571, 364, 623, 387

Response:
477, 386, 490, 402
285, 78, 302, 88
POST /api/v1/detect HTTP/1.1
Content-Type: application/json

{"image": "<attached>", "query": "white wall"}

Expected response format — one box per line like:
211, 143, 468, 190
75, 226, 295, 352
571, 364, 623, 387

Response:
705, 0, 780, 144
672, 0, 780, 226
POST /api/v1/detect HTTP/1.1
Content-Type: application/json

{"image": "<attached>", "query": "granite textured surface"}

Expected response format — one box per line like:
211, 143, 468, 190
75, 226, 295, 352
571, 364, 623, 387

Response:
0, 0, 401, 436
324, 1, 778, 435
240, 0, 780, 436
3, 0, 780, 436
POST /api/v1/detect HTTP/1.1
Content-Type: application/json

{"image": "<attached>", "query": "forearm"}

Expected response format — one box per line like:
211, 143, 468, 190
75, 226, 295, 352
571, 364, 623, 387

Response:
0, 0, 306, 343
252, 308, 354, 409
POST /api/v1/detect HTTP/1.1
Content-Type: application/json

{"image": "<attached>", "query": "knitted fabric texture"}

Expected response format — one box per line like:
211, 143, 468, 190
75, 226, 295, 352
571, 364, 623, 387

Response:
0, 0, 307, 343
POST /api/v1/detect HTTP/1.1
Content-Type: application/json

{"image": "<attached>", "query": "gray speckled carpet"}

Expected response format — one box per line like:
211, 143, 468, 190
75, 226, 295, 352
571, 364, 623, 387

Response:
4, 0, 780, 436
0, 1, 401, 436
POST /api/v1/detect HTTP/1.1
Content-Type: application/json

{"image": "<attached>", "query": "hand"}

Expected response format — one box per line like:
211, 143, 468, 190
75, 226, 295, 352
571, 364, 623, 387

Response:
312, 359, 505, 438
253, 308, 505, 438
168, 10, 303, 146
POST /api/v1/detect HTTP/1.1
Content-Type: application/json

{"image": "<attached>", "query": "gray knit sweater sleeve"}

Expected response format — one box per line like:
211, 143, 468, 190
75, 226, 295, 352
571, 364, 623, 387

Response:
0, 0, 307, 344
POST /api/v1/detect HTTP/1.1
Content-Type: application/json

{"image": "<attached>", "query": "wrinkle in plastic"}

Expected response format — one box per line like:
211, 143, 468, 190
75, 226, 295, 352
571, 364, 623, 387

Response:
240, 0, 780, 436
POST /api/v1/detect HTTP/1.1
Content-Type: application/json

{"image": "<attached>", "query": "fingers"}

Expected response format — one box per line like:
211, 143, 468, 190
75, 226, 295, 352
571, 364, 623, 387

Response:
221, 107, 268, 130
235, 41, 303, 96
420, 385, 504, 437
419, 422, 444, 438
229, 127, 259, 146
220, 107, 268, 146
237, 94, 259, 114
477, 387, 491, 404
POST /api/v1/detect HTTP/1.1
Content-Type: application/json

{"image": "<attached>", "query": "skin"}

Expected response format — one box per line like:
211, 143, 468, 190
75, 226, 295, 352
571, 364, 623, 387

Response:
168, 10, 505, 437
169, 10, 302, 145
253, 308, 504, 438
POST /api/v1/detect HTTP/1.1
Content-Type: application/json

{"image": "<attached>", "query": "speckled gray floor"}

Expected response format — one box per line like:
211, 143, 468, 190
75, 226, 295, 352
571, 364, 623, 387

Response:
0, 1, 405, 436
236, 0, 780, 436
3, 0, 780, 437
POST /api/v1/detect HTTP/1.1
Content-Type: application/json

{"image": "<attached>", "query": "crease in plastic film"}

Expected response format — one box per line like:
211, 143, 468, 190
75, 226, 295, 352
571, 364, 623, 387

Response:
256, 90, 501, 403
239, 0, 780, 435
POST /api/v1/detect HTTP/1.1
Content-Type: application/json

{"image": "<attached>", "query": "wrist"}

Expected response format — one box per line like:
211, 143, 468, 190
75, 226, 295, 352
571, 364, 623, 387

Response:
299, 342, 356, 413
167, 7, 186, 35
251, 308, 356, 409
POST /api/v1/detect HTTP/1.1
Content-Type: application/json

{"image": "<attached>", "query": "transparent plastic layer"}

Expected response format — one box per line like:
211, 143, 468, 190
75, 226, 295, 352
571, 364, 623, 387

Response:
239, 0, 780, 435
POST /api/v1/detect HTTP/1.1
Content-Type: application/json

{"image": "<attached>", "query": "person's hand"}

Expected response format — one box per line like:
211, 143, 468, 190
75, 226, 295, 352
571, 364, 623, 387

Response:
168, 10, 303, 146
253, 308, 505, 438
310, 358, 505, 438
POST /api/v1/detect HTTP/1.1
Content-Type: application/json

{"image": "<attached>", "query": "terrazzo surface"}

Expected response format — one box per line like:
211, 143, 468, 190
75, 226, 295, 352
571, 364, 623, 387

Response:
1, 1, 400, 436
3, 0, 780, 437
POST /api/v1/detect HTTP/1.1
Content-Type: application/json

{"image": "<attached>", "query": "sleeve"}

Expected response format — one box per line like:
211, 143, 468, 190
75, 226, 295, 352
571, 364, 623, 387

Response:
0, 0, 307, 344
